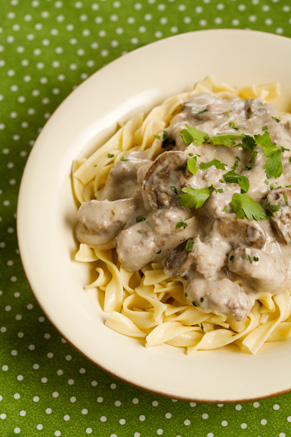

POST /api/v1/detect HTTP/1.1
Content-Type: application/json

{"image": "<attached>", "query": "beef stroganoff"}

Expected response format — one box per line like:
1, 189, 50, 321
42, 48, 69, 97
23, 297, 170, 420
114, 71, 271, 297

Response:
72, 77, 291, 354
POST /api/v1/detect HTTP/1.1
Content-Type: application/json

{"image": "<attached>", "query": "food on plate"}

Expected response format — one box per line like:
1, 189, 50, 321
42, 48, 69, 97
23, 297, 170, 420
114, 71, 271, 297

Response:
72, 77, 291, 354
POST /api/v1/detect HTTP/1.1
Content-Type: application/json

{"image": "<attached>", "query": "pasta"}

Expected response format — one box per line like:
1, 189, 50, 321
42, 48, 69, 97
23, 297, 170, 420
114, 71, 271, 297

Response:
72, 76, 291, 354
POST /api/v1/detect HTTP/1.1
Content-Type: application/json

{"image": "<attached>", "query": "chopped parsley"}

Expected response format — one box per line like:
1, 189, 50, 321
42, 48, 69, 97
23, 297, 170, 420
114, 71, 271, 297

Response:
253, 256, 259, 262
199, 159, 226, 171
180, 124, 209, 146
111, 210, 115, 215
246, 255, 253, 263
224, 112, 230, 118
175, 221, 188, 229
120, 156, 128, 162
185, 238, 194, 253
264, 179, 269, 185
217, 188, 224, 193
230, 255, 235, 262
254, 131, 283, 179
156, 250, 161, 255
266, 202, 281, 217
153, 134, 160, 139
196, 109, 208, 115
262, 125, 268, 131
223, 206, 228, 212
192, 301, 199, 307
283, 194, 289, 205
229, 121, 239, 130
211, 133, 245, 147
136, 216, 146, 223
170, 185, 178, 195
178, 186, 214, 209
187, 156, 198, 175
94, 164, 98, 167
281, 147, 290, 152
223, 170, 250, 193
230, 193, 267, 221
200, 297, 204, 302
272, 116, 281, 123
107, 153, 115, 158
231, 159, 239, 171
200, 323, 204, 331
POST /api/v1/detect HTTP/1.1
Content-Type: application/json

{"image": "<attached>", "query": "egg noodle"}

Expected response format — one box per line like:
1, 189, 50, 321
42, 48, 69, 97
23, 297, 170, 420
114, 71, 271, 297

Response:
72, 77, 291, 354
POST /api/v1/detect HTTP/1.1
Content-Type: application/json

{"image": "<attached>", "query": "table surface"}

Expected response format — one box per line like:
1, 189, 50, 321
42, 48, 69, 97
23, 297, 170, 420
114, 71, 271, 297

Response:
1, 1, 291, 436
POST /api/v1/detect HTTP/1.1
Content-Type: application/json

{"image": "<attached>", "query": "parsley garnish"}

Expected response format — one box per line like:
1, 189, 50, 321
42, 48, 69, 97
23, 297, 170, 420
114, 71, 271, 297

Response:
108, 153, 115, 158
230, 193, 267, 220
272, 116, 280, 123
111, 210, 115, 215
120, 157, 128, 162
94, 164, 97, 167
136, 216, 146, 222
230, 255, 235, 262
246, 255, 253, 263
224, 112, 230, 118
262, 125, 268, 131
153, 134, 160, 139
254, 131, 283, 179
266, 202, 281, 217
156, 250, 161, 255
200, 297, 204, 302
253, 256, 259, 262
200, 323, 204, 331
283, 194, 289, 205
170, 185, 178, 195
180, 124, 209, 146
199, 159, 226, 171
197, 109, 208, 115
178, 186, 214, 209
192, 301, 199, 307
229, 121, 239, 130
223, 206, 228, 212
281, 147, 290, 152
211, 133, 245, 147
175, 221, 188, 229
217, 188, 224, 193
185, 238, 194, 253
223, 170, 250, 193
187, 156, 198, 175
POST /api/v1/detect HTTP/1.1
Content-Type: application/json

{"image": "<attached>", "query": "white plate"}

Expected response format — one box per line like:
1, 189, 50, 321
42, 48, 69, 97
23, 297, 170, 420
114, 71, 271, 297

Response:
17, 30, 291, 402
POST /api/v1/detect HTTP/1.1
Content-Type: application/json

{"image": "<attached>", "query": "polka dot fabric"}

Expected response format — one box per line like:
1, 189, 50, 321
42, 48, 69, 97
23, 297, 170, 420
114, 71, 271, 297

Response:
1, 0, 291, 435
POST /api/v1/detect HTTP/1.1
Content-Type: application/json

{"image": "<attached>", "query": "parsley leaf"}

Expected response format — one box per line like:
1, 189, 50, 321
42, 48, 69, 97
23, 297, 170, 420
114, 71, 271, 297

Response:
108, 153, 115, 158
176, 221, 188, 229
185, 238, 194, 253
229, 121, 239, 130
283, 194, 289, 205
180, 124, 209, 146
178, 186, 214, 209
170, 185, 178, 195
272, 116, 280, 123
266, 202, 281, 217
254, 131, 279, 157
199, 159, 226, 171
196, 109, 208, 115
153, 134, 160, 139
187, 156, 198, 175
264, 150, 283, 179
230, 193, 267, 220
211, 133, 245, 147
223, 170, 250, 193
120, 157, 128, 162
136, 216, 146, 223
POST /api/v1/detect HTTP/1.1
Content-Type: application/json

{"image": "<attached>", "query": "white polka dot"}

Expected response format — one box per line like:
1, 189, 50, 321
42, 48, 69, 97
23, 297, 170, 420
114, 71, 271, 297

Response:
14, 428, 21, 434
52, 392, 59, 398
33, 396, 39, 402
133, 398, 139, 404
64, 414, 70, 421
273, 403, 280, 410
241, 423, 247, 429
17, 375, 23, 381
184, 420, 190, 426
20, 410, 26, 416
82, 409, 88, 415
115, 400, 121, 407
253, 402, 260, 408
221, 421, 228, 426
139, 415, 145, 421
86, 429, 92, 434
100, 416, 107, 422
2, 365, 8, 371
33, 364, 39, 370
202, 413, 208, 419
68, 379, 74, 385
46, 408, 52, 414
261, 419, 267, 425
157, 430, 163, 436
119, 419, 126, 425
0, 413, 6, 419
91, 380, 98, 387
97, 397, 103, 403
14, 393, 20, 399
70, 397, 76, 403
37, 424, 43, 430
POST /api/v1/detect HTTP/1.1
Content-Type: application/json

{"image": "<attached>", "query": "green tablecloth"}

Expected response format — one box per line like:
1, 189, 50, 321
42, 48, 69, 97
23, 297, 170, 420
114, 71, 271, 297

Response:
1, 1, 291, 436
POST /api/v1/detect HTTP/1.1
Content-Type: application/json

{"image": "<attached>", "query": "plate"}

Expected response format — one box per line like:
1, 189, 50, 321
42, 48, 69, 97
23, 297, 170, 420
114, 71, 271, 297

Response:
17, 29, 291, 402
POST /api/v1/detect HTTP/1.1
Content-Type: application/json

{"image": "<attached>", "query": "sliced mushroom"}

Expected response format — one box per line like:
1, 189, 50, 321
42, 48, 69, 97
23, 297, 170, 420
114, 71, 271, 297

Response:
76, 198, 136, 246
267, 188, 291, 244
185, 275, 255, 321
164, 240, 194, 278
227, 247, 288, 293
142, 151, 187, 210
215, 215, 266, 249
97, 151, 152, 201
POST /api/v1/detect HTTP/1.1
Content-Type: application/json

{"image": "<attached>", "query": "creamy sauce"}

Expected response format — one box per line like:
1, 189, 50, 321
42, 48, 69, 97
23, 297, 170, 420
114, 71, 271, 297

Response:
76, 93, 291, 321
